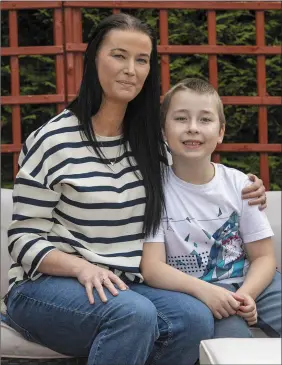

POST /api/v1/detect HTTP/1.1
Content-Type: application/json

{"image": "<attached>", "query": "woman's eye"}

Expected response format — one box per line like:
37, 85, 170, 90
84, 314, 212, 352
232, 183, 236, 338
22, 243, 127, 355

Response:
113, 54, 125, 59
137, 58, 148, 64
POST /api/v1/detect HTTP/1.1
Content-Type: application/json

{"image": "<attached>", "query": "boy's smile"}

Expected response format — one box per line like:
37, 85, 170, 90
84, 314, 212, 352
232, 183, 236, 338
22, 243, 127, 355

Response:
182, 139, 203, 149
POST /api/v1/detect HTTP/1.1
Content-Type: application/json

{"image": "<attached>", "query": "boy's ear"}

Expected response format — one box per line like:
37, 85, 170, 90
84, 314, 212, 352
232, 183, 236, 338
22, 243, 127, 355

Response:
218, 124, 225, 144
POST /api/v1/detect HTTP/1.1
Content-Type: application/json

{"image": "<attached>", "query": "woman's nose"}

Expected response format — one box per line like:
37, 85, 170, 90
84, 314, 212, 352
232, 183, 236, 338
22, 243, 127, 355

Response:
124, 59, 135, 76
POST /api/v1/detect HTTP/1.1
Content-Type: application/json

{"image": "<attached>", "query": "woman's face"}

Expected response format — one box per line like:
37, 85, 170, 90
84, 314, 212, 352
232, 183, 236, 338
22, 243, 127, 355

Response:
96, 29, 152, 104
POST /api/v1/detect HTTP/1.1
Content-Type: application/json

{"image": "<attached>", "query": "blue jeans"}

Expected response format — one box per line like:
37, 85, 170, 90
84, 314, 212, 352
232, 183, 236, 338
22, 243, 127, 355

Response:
5, 275, 214, 365
213, 271, 282, 338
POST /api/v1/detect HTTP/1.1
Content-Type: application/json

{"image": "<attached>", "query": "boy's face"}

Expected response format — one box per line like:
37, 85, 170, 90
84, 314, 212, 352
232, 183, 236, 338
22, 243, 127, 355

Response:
164, 89, 225, 163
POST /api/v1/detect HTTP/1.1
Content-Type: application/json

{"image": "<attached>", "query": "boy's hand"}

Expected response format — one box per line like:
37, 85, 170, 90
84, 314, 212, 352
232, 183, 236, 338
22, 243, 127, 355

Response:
236, 293, 258, 326
199, 284, 244, 320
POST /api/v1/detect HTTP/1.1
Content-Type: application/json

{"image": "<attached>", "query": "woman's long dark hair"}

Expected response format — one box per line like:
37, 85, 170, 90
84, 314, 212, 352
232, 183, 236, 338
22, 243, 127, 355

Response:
68, 13, 167, 237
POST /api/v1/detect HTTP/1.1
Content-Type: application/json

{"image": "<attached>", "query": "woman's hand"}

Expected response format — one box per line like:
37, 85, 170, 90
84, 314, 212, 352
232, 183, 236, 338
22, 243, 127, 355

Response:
76, 262, 128, 304
242, 174, 267, 210
236, 293, 258, 326
198, 283, 244, 319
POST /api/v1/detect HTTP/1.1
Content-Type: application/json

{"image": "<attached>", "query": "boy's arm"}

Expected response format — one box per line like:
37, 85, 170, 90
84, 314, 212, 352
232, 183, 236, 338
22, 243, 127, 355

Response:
237, 177, 276, 300
141, 242, 244, 319
141, 242, 207, 296
236, 237, 276, 300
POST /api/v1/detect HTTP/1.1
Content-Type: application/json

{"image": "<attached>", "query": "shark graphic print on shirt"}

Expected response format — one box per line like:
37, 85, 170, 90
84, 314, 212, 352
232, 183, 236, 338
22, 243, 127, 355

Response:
164, 210, 248, 283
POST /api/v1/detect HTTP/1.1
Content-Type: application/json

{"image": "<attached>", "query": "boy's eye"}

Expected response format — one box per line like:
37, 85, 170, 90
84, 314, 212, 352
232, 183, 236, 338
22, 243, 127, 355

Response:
201, 117, 212, 123
175, 116, 187, 122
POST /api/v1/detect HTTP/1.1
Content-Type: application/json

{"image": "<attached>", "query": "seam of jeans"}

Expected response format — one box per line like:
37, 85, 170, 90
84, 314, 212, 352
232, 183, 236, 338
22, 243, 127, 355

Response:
15, 292, 103, 318
150, 310, 173, 365
91, 327, 109, 365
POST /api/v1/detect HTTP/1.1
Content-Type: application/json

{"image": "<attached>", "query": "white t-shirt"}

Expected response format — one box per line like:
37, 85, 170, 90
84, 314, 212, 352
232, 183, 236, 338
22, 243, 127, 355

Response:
145, 164, 273, 284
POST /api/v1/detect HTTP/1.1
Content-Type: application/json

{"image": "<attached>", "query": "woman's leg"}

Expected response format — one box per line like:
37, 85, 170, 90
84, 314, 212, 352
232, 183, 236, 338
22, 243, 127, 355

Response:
6, 275, 159, 365
129, 282, 214, 365
249, 271, 281, 337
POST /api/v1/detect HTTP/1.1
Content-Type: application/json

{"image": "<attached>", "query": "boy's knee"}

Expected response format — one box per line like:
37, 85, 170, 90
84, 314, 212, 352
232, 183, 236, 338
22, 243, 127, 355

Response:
178, 301, 214, 343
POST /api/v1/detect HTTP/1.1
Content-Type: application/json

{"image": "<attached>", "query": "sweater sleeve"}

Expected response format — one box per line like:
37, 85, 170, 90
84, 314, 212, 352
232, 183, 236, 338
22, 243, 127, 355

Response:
8, 131, 61, 280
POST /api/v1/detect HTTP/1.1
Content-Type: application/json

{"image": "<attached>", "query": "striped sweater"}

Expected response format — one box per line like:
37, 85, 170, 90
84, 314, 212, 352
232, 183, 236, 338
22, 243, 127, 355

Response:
7, 110, 149, 291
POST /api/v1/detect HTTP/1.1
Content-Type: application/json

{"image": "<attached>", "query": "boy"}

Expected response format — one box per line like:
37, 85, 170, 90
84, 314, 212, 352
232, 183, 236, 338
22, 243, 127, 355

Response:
141, 78, 281, 338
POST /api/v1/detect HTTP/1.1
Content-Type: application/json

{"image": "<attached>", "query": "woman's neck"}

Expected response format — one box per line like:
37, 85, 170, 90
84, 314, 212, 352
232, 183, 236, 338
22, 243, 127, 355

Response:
92, 98, 127, 137
172, 157, 215, 185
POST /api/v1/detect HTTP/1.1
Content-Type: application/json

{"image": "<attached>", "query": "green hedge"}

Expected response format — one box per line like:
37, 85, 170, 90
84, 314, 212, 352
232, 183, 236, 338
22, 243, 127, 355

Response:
1, 8, 281, 189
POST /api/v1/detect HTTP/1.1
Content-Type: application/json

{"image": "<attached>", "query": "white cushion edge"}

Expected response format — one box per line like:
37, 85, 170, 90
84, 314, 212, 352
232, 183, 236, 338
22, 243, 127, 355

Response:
1, 322, 71, 359
200, 341, 215, 365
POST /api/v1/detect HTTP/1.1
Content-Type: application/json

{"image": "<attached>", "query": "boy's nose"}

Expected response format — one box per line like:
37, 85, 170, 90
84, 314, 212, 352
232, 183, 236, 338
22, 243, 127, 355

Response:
186, 120, 199, 133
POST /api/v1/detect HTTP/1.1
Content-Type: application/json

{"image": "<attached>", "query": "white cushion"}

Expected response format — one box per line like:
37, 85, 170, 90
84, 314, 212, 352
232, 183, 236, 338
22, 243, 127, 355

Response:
200, 338, 281, 364
265, 191, 281, 272
1, 189, 13, 297
1, 322, 71, 359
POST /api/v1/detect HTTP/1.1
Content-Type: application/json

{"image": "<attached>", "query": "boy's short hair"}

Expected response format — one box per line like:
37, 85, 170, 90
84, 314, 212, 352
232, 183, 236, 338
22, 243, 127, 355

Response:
160, 78, 226, 128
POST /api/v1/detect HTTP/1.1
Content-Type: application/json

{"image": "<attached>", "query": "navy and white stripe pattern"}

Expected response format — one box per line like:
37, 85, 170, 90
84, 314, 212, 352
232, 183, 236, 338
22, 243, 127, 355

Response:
8, 110, 146, 291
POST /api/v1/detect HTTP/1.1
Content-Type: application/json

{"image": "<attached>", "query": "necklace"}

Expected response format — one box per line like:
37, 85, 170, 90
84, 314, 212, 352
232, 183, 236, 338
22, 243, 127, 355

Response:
100, 138, 122, 167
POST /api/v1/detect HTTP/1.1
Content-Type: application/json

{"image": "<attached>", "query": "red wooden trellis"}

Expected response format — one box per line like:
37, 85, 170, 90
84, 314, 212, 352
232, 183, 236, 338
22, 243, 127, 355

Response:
1, 1, 281, 190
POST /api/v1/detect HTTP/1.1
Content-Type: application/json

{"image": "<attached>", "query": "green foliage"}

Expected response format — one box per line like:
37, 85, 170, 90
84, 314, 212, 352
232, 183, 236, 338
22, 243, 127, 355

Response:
216, 10, 256, 45
168, 10, 207, 45
1, 7, 281, 190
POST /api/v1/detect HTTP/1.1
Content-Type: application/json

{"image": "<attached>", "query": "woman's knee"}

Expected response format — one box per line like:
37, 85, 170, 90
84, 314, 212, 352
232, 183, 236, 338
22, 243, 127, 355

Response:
114, 290, 159, 333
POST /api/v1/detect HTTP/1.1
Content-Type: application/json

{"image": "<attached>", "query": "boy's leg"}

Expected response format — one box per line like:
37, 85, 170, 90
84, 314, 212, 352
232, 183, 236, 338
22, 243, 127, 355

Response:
246, 271, 281, 337
6, 275, 159, 365
212, 282, 253, 338
129, 282, 214, 365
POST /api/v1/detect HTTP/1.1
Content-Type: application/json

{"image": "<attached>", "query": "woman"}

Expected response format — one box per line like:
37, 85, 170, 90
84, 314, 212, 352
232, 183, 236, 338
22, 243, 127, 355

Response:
5, 14, 266, 365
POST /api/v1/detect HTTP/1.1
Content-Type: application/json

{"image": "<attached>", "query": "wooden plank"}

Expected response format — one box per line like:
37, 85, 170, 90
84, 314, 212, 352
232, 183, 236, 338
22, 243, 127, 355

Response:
160, 10, 170, 94
3, 143, 281, 154
220, 96, 281, 105
73, 8, 83, 94
256, 10, 269, 190
157, 45, 281, 55
208, 10, 219, 162
1, 144, 23, 153
208, 11, 218, 88
159, 95, 281, 105
215, 144, 282, 153
63, 1, 282, 10
54, 7, 66, 113
1, 45, 63, 56
1, 95, 65, 105
1, 1, 62, 10
65, 43, 281, 55
9, 10, 21, 180
4, 44, 278, 57
64, 7, 76, 102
